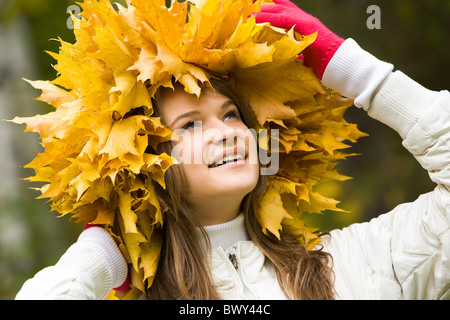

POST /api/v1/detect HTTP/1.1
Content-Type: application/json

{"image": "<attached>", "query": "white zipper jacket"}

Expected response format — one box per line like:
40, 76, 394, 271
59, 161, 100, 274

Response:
15, 39, 450, 300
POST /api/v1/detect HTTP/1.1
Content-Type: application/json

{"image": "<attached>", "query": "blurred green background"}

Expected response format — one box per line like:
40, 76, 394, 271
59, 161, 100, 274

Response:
0, 0, 448, 299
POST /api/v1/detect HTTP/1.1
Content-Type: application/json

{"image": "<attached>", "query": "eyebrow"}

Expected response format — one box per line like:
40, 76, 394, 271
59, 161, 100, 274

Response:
169, 99, 236, 128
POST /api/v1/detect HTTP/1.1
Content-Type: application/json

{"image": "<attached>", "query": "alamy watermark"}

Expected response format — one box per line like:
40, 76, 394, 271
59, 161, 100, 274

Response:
67, 4, 382, 30
170, 124, 280, 176
66, 5, 81, 30
367, 5, 381, 30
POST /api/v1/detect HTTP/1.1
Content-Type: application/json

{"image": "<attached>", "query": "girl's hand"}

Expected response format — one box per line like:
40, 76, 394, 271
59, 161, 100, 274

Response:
252, 0, 344, 79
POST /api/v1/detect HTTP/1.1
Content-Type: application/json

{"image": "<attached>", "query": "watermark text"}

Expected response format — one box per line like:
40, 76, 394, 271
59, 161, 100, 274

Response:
367, 5, 381, 29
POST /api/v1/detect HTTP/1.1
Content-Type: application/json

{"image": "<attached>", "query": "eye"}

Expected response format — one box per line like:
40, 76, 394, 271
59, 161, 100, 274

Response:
182, 120, 202, 131
224, 109, 241, 122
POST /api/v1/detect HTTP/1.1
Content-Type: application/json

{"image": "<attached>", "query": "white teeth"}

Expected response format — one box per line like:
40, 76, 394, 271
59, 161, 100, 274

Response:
211, 153, 244, 168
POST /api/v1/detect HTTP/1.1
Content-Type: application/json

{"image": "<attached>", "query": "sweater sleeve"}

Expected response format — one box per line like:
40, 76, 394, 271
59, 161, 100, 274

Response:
321, 39, 450, 299
15, 227, 128, 300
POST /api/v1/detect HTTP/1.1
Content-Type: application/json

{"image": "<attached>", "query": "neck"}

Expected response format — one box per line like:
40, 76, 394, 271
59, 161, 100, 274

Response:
201, 212, 249, 250
189, 194, 244, 226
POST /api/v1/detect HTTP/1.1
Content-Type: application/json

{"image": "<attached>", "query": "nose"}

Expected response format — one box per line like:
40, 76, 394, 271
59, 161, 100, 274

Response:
204, 120, 239, 146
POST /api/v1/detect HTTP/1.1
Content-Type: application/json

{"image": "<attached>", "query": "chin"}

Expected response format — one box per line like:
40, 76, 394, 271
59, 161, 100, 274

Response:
209, 169, 259, 196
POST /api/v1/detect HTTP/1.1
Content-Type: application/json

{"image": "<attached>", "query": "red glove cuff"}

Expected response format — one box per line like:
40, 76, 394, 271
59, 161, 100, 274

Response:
303, 35, 344, 79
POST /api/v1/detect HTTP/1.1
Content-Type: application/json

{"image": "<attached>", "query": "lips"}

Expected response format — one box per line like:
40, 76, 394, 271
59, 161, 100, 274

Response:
207, 146, 247, 168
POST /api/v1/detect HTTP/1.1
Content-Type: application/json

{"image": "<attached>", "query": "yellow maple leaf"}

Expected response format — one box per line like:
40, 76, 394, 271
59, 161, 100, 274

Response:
139, 229, 163, 287
257, 176, 311, 239
257, 179, 293, 239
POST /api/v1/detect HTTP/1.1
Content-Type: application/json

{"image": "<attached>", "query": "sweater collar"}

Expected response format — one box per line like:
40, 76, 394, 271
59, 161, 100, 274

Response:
201, 213, 249, 250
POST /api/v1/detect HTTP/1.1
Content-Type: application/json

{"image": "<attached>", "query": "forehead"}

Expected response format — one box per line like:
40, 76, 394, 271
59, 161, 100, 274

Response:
160, 86, 230, 122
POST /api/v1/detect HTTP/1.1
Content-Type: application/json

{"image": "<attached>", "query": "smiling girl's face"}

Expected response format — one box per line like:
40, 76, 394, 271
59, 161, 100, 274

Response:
159, 85, 260, 224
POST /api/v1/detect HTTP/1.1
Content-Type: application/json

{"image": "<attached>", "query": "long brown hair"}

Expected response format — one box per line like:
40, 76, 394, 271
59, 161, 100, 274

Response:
145, 79, 335, 300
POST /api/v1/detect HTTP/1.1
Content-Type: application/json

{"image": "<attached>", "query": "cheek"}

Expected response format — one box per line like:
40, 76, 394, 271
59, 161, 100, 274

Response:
171, 134, 209, 191
180, 163, 204, 186
171, 132, 206, 165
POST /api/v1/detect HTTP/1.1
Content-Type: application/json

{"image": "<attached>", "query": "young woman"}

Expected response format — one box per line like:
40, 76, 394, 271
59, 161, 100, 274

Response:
16, 0, 450, 300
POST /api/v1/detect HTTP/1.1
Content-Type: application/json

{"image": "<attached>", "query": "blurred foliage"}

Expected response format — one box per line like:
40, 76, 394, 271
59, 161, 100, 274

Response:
0, 0, 448, 299
1, 0, 76, 80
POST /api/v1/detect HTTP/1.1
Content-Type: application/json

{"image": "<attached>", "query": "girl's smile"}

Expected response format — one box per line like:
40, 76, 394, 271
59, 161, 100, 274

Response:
207, 145, 247, 169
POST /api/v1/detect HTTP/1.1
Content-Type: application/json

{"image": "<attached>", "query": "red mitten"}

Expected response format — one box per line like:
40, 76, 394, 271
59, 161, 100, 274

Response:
252, 0, 344, 79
